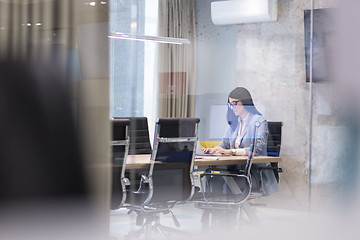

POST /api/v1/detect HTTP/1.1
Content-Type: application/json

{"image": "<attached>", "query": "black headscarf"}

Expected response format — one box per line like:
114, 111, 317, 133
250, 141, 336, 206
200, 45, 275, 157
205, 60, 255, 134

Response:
227, 87, 262, 129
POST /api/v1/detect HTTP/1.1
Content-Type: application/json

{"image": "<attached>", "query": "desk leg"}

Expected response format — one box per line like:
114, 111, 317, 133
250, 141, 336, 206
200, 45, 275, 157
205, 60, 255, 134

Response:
240, 202, 261, 225
223, 176, 242, 194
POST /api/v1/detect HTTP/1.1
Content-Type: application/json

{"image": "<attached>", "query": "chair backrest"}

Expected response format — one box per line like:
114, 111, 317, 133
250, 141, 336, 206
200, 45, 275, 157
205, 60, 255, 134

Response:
110, 119, 130, 210
266, 121, 283, 183
114, 117, 152, 155
147, 118, 200, 204
267, 121, 283, 157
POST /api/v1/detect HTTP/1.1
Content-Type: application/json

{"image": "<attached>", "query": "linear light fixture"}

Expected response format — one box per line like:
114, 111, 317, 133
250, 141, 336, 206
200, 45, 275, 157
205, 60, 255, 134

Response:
108, 32, 190, 45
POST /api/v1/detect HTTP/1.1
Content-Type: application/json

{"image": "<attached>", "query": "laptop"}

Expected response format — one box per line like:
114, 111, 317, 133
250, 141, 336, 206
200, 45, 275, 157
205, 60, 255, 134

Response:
195, 141, 231, 156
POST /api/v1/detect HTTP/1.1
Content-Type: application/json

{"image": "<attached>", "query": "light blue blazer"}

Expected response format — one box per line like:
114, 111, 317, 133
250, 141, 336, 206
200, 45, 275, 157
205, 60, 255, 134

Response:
219, 113, 279, 196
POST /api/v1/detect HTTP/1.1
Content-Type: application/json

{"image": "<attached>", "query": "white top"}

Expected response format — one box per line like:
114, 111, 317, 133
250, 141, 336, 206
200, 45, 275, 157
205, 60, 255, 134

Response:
233, 116, 247, 155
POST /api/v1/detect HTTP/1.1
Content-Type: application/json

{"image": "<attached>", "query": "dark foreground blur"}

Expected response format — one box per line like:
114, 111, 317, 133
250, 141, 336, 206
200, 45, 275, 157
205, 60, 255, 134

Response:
0, 60, 99, 240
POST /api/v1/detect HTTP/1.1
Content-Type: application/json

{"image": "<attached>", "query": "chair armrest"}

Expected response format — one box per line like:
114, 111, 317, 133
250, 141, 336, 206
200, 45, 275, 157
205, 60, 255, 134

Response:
194, 172, 251, 205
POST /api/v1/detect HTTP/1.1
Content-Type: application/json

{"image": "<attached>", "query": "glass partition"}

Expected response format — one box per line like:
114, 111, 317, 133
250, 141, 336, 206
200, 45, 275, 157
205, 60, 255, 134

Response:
109, 0, 358, 232
1, 0, 360, 239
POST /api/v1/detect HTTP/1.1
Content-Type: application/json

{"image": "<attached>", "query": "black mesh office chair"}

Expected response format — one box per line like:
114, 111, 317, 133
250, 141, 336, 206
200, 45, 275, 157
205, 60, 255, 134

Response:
110, 119, 130, 210
123, 118, 200, 239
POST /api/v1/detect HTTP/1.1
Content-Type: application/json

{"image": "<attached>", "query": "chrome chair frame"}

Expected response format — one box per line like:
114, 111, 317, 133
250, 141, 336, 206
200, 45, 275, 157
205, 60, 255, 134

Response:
111, 119, 130, 209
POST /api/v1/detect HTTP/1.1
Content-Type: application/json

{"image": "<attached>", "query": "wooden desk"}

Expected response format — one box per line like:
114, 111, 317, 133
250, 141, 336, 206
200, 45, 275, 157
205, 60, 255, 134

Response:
125, 154, 281, 169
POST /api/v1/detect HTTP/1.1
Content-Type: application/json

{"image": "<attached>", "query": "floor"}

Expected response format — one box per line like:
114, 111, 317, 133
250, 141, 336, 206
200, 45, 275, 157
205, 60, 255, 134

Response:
109, 201, 314, 240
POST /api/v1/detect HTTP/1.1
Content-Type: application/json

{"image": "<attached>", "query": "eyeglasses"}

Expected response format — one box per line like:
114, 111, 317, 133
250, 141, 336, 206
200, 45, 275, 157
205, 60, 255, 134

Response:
227, 101, 241, 108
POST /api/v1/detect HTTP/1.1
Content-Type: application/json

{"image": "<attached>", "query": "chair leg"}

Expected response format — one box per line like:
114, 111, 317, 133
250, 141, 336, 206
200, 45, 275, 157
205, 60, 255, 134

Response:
154, 225, 168, 240
126, 211, 190, 240
125, 217, 152, 239
200, 209, 210, 232
157, 223, 191, 235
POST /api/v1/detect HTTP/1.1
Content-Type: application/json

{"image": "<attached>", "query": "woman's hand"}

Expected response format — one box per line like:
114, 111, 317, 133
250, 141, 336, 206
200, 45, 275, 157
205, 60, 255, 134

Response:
203, 146, 232, 155
203, 146, 222, 153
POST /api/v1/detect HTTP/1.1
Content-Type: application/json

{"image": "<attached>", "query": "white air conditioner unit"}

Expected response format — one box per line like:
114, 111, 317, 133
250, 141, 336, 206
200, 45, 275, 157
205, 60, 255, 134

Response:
211, 0, 278, 25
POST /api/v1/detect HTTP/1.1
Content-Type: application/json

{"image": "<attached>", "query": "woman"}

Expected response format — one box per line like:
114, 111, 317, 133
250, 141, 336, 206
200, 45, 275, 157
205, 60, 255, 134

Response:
204, 87, 278, 195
